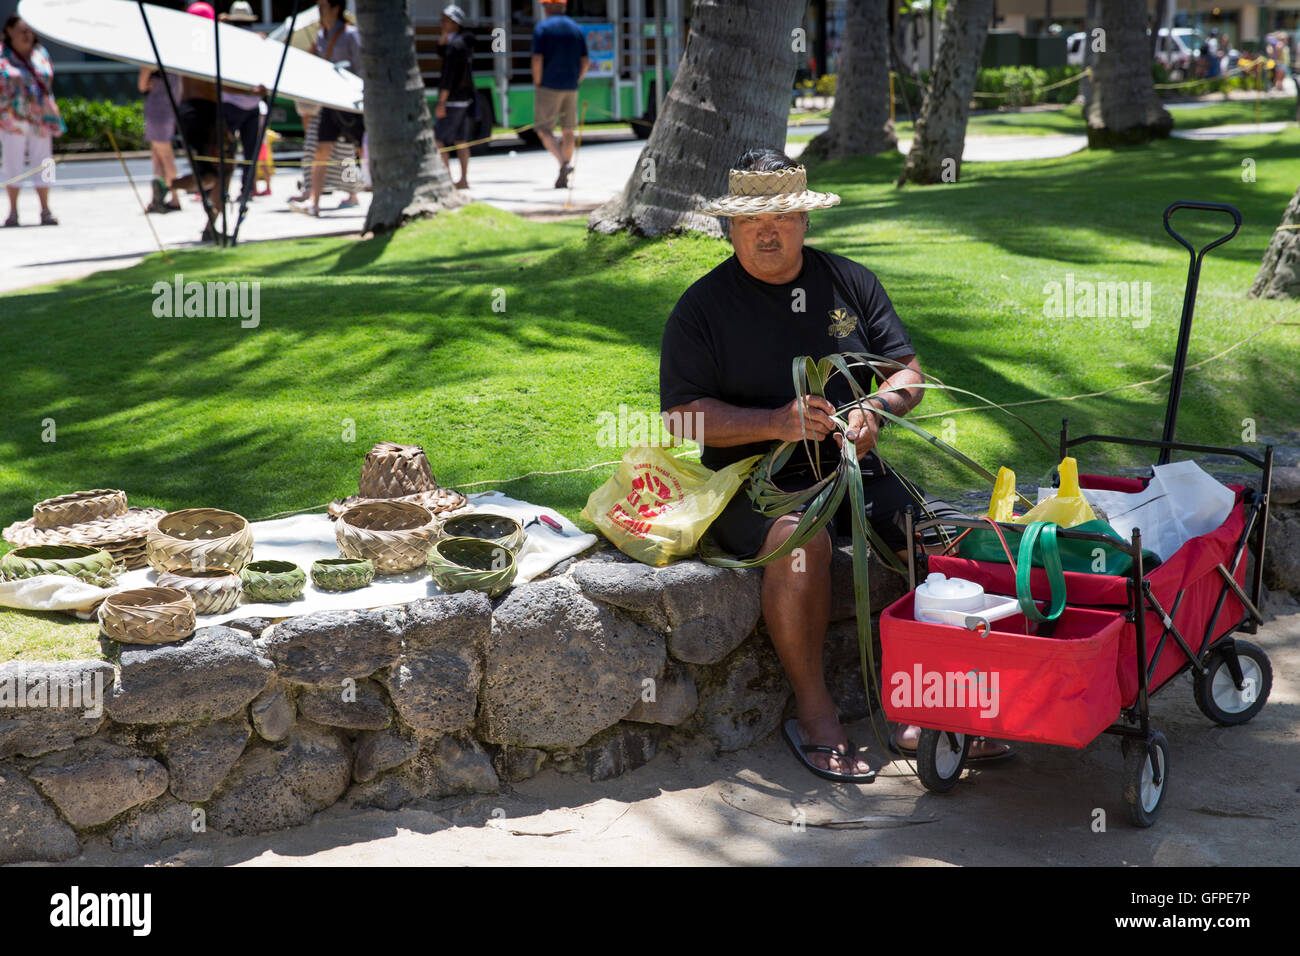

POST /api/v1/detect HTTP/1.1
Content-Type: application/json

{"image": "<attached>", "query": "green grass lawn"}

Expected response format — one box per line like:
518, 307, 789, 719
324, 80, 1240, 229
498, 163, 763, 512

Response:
4, 127, 1299, 658
788, 98, 1296, 143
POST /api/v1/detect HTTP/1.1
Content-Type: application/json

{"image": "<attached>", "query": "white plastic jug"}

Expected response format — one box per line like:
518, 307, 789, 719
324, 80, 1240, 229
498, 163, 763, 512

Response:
914, 573, 1023, 631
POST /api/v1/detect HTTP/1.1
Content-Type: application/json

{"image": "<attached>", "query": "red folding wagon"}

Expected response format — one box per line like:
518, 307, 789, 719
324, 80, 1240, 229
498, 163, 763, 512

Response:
880, 202, 1275, 826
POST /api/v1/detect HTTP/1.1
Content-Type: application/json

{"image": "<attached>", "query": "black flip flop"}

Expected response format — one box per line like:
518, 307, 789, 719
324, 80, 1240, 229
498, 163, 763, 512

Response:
781, 719, 876, 784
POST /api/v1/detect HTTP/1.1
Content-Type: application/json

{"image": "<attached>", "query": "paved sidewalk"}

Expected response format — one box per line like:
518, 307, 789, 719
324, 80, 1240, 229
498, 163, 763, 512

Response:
1, 138, 643, 295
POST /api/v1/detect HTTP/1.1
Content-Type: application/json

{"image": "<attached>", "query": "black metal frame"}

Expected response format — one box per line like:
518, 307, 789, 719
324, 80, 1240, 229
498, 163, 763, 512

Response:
904, 427, 1270, 752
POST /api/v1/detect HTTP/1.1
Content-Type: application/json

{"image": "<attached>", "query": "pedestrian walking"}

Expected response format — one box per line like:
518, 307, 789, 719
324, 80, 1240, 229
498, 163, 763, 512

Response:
531, 1, 588, 188
434, 4, 475, 190
1, 14, 64, 227
139, 65, 182, 213
291, 0, 363, 217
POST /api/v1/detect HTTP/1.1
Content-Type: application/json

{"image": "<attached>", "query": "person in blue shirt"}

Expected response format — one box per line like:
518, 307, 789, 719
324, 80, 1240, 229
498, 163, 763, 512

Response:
531, 1, 588, 188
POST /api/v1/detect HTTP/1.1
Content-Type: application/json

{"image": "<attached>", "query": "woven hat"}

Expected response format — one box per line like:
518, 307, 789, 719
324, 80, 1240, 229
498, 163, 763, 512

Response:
442, 4, 467, 24
226, 1, 257, 22
3, 490, 165, 571
328, 441, 469, 520
697, 164, 840, 217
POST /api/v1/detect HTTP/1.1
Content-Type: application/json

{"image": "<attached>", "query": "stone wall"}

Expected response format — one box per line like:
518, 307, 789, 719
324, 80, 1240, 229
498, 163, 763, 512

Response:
0, 540, 905, 864
4, 467, 1297, 864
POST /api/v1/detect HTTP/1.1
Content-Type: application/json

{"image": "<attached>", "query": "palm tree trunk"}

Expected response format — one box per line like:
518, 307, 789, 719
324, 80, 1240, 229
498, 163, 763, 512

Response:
801, 0, 895, 162
588, 0, 806, 238
355, 0, 462, 233
896, 0, 993, 186
1251, 186, 1300, 298
1085, 0, 1172, 148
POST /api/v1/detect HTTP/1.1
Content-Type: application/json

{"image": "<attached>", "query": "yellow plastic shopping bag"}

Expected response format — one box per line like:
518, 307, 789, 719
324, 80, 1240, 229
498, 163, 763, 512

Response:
1014, 457, 1097, 528
582, 446, 762, 566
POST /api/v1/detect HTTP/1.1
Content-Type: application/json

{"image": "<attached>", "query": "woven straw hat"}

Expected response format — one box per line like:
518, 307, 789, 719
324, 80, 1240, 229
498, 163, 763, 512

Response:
3, 490, 165, 570
697, 165, 840, 217
328, 441, 469, 520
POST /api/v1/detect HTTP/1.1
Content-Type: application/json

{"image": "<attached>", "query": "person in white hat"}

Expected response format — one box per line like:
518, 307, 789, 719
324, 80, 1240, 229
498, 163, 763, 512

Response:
659, 148, 1005, 782
434, 4, 474, 189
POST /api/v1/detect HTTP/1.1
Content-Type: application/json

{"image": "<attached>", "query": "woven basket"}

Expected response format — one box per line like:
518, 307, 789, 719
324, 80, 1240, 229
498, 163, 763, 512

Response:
428, 536, 517, 597
98, 587, 196, 645
33, 489, 127, 529
146, 508, 254, 574
0, 544, 121, 588
358, 441, 436, 498
310, 557, 375, 592
240, 560, 307, 603
336, 501, 439, 574
156, 566, 243, 615
440, 513, 526, 554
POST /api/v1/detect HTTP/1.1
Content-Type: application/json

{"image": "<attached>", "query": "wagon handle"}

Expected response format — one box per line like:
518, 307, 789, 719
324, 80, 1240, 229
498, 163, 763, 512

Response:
1157, 201, 1243, 466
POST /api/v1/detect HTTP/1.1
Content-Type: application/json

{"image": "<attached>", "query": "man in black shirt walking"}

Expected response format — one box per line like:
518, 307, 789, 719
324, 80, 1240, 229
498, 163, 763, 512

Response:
660, 149, 1003, 782
435, 5, 475, 190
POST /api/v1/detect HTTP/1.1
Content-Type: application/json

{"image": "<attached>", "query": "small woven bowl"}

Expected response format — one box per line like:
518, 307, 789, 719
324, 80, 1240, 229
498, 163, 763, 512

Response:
32, 489, 128, 529
241, 560, 307, 603
0, 544, 121, 588
98, 586, 196, 645
155, 566, 243, 615
336, 500, 439, 574
147, 508, 255, 574
310, 557, 375, 592
440, 513, 526, 554
428, 536, 517, 597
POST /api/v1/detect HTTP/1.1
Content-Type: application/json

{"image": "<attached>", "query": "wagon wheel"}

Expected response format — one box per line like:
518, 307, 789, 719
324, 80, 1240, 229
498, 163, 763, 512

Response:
1194, 640, 1272, 726
916, 728, 970, 794
1121, 730, 1169, 828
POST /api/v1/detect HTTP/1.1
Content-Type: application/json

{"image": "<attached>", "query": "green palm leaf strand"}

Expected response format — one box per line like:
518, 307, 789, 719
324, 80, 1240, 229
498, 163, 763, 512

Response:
699, 350, 1053, 757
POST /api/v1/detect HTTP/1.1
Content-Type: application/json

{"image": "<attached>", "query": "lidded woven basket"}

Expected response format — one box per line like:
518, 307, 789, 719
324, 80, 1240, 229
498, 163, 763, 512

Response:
156, 566, 243, 614
359, 441, 436, 498
146, 508, 255, 574
336, 500, 439, 574
98, 587, 196, 645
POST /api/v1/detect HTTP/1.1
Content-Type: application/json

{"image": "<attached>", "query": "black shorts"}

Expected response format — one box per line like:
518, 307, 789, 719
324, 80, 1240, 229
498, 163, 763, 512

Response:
434, 104, 473, 146
319, 107, 365, 145
705, 453, 968, 560
177, 98, 219, 178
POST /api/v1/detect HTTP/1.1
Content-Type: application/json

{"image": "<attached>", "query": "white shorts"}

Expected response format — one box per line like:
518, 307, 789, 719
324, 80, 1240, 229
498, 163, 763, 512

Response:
1, 130, 55, 189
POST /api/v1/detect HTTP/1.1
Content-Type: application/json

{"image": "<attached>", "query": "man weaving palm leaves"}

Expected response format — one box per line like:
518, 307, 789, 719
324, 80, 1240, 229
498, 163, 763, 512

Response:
659, 149, 1012, 782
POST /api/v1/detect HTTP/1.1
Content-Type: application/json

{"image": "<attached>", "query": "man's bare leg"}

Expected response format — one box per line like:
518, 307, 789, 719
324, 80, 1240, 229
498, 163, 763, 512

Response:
760, 516, 870, 776
307, 140, 333, 214
455, 146, 470, 188
560, 128, 575, 166
535, 127, 564, 165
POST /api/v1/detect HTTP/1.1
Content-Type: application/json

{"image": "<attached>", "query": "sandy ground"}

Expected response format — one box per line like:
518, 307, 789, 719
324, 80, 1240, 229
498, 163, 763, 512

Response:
36, 592, 1296, 868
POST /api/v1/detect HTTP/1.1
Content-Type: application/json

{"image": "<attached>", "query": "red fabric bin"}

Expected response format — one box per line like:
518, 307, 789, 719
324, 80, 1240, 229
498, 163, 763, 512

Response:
925, 480, 1250, 708
881, 592, 1125, 748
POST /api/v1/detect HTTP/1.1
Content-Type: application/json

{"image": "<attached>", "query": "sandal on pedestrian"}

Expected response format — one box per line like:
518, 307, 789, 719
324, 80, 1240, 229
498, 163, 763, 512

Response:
3, 211, 16, 227
40, 210, 58, 226
781, 719, 876, 784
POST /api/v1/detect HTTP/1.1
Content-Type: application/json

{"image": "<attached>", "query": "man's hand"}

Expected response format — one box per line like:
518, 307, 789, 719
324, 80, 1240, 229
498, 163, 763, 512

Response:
435, 103, 447, 119
834, 404, 879, 460
770, 395, 837, 444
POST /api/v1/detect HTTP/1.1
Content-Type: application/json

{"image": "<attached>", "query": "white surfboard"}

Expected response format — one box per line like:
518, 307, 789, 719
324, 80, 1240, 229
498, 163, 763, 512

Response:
17, 0, 364, 113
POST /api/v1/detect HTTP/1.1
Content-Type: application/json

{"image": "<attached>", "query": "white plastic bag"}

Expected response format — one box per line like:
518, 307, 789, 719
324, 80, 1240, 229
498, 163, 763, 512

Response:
1043, 460, 1233, 561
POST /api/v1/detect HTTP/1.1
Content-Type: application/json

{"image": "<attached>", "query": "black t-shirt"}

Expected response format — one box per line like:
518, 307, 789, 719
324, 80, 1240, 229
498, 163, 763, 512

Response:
439, 32, 475, 101
659, 246, 914, 475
